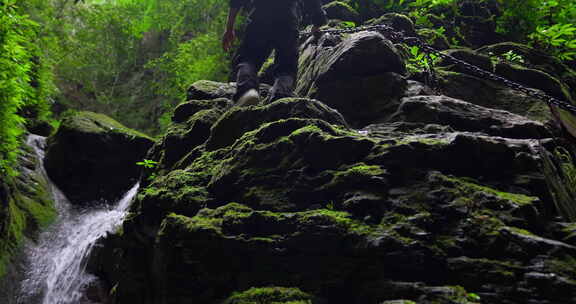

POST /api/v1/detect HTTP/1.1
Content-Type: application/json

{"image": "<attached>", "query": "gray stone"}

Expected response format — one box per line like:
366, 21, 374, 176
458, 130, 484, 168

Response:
296, 31, 407, 127
388, 95, 548, 139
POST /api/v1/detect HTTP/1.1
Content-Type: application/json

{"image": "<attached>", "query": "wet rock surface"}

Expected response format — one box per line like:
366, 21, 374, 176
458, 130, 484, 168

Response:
88, 7, 576, 304
44, 111, 155, 205
387, 95, 548, 139
323, 1, 360, 23
296, 31, 407, 127
91, 86, 576, 303
0, 136, 55, 297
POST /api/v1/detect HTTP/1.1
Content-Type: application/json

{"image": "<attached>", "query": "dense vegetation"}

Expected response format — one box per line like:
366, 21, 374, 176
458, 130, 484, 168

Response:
22, 0, 230, 133
0, 1, 54, 177
352, 0, 576, 59
1, 0, 576, 178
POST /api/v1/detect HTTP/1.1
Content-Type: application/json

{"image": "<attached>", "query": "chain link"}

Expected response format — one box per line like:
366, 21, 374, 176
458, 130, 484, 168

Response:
301, 24, 576, 115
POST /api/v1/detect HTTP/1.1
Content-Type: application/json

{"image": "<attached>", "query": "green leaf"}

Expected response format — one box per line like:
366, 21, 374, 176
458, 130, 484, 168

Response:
566, 40, 576, 48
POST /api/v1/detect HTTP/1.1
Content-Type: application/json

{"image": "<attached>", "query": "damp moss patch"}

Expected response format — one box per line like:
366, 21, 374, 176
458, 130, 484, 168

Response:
223, 287, 313, 304
439, 174, 538, 206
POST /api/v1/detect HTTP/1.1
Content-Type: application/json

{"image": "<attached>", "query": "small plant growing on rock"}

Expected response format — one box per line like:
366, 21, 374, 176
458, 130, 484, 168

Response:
340, 21, 356, 28
136, 159, 159, 181
488, 50, 526, 67
326, 201, 335, 210
408, 45, 439, 73
467, 292, 481, 302
502, 50, 526, 63
136, 159, 158, 169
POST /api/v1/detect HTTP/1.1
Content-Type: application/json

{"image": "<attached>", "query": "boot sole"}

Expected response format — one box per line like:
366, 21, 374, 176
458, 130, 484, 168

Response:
236, 90, 260, 107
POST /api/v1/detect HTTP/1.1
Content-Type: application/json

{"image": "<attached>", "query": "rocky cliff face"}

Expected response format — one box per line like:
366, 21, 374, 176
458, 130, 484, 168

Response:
86, 7, 576, 304
0, 136, 55, 283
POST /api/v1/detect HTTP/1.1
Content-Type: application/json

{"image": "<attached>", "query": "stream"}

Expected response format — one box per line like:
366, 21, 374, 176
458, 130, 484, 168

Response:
13, 135, 138, 304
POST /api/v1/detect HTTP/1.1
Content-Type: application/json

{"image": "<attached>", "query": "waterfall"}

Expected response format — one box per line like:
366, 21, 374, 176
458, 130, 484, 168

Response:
16, 135, 139, 304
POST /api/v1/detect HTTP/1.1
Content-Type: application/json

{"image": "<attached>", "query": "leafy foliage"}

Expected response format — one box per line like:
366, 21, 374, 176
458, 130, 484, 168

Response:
0, 1, 54, 177
136, 159, 159, 169
23, 0, 229, 135
497, 0, 576, 61
530, 23, 576, 60
146, 32, 229, 130
349, 0, 576, 62
9, 0, 576, 141
408, 45, 439, 71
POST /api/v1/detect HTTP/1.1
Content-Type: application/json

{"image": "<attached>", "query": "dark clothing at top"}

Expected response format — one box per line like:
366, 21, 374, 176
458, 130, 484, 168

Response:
231, 0, 327, 102
230, 0, 328, 27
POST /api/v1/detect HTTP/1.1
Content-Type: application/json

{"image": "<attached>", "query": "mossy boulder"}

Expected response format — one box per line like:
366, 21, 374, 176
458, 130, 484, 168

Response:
186, 80, 236, 101
45, 111, 155, 205
297, 31, 407, 127
171, 97, 232, 124
223, 287, 315, 304
436, 70, 553, 122
494, 62, 573, 103
92, 90, 576, 303
90, 19, 576, 303
388, 95, 548, 139
323, 1, 360, 23
187, 80, 271, 102
151, 204, 375, 303
477, 42, 576, 85
436, 47, 573, 119
206, 98, 348, 151
207, 120, 377, 210
365, 13, 416, 37
365, 283, 482, 304
148, 98, 232, 171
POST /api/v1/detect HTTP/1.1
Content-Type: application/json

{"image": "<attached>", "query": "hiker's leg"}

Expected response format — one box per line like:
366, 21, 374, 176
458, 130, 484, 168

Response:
269, 27, 299, 103
234, 23, 273, 102
235, 62, 259, 101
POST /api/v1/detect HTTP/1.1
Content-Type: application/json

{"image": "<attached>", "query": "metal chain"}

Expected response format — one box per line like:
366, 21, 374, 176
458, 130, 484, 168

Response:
301, 24, 576, 115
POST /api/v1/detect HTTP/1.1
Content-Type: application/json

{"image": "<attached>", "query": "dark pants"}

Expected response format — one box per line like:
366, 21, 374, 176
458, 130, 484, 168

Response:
234, 20, 299, 103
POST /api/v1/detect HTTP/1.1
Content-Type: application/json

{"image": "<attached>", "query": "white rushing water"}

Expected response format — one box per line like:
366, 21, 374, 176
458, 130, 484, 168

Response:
17, 135, 139, 304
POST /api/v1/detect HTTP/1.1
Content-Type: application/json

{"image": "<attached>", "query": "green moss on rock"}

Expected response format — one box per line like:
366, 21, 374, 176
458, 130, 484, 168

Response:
134, 168, 211, 225
150, 202, 381, 303
223, 287, 313, 304
0, 144, 56, 278
62, 111, 153, 140
395, 135, 450, 147
186, 80, 236, 101
325, 163, 387, 189
323, 1, 360, 23
206, 98, 348, 151
163, 203, 375, 239
365, 13, 416, 36
438, 174, 538, 206
45, 111, 155, 205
